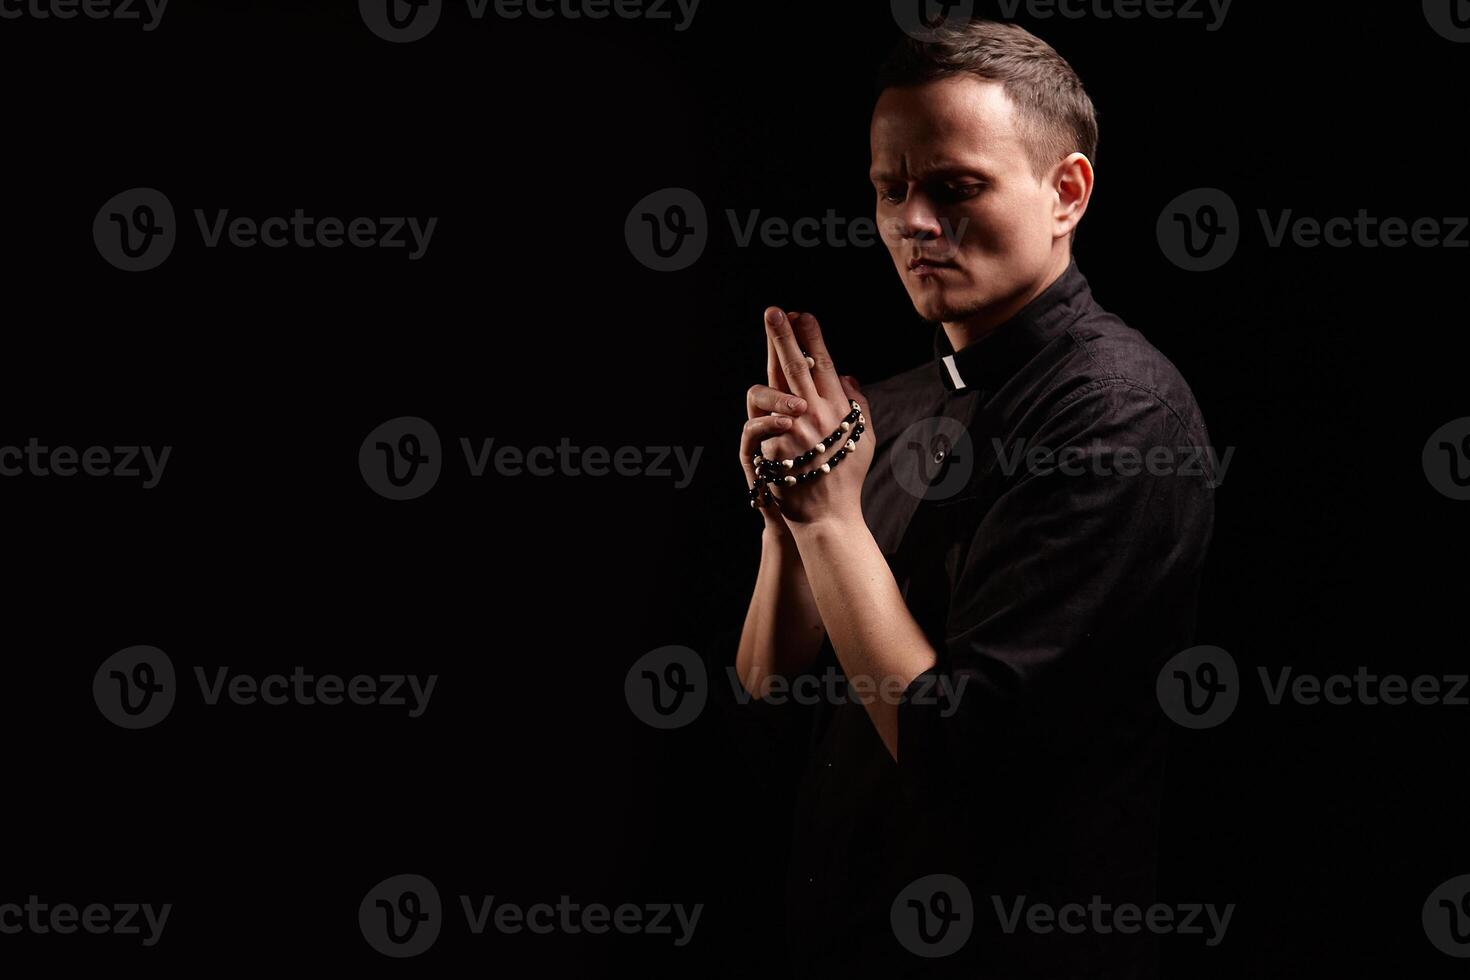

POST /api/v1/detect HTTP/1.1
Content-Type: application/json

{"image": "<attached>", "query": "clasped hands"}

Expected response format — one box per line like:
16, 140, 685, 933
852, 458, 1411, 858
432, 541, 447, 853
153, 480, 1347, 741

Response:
739, 307, 873, 530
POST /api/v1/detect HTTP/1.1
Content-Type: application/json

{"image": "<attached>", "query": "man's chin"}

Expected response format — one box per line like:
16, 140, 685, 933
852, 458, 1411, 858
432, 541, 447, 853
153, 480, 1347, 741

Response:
911, 292, 985, 325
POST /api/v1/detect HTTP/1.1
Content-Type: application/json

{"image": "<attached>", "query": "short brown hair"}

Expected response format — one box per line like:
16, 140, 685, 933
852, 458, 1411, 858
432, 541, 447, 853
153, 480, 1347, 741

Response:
875, 21, 1099, 181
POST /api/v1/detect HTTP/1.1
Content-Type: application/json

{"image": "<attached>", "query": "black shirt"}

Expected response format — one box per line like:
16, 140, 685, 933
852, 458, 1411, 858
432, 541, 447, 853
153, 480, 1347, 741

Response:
711, 257, 1216, 978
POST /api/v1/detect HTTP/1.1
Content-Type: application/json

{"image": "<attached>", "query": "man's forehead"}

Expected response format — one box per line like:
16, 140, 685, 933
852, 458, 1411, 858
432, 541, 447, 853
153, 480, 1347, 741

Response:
869, 77, 1021, 176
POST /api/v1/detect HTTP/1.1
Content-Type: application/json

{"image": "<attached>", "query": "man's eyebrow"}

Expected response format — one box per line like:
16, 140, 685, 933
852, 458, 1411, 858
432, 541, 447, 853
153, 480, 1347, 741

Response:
869, 160, 993, 183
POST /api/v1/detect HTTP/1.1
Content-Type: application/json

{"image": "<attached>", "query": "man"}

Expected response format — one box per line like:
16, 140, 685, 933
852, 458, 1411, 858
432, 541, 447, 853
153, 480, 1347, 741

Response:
717, 20, 1215, 978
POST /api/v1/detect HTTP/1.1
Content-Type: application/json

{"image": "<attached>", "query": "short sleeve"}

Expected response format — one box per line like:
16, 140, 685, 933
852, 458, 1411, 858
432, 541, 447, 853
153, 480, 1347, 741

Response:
893, 379, 1216, 806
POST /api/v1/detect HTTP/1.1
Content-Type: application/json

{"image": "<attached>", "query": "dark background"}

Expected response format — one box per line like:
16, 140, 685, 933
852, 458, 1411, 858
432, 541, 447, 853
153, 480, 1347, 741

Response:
2, 1, 1466, 975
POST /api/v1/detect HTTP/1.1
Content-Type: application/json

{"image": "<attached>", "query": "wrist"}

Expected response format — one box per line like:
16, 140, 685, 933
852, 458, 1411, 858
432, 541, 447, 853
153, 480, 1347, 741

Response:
761, 521, 800, 556
787, 509, 866, 544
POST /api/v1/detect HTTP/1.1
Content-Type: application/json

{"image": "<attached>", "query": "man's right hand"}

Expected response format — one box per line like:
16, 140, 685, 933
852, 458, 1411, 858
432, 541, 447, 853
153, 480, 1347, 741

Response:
739, 312, 812, 541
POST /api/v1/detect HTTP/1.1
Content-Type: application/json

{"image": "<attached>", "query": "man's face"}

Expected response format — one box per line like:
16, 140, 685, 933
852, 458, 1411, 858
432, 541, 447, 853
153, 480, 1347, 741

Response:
870, 74, 1062, 325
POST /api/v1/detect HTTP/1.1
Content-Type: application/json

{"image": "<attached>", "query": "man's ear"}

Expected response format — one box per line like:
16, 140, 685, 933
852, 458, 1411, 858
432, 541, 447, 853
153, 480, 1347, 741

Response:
1053, 152, 1094, 239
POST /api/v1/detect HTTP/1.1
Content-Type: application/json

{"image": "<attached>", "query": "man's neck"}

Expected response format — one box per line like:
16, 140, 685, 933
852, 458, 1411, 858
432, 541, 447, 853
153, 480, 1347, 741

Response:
942, 248, 1071, 353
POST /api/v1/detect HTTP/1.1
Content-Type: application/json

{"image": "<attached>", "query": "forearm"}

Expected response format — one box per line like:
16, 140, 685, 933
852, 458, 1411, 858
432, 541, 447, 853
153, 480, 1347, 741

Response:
735, 528, 827, 698
789, 516, 938, 759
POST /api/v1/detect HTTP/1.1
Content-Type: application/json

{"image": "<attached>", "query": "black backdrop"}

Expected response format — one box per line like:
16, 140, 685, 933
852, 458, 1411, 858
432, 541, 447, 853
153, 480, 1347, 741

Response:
3, 1, 1467, 975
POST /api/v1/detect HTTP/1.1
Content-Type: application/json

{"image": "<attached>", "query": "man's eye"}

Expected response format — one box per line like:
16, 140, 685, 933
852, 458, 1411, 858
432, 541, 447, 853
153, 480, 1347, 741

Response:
879, 187, 906, 205
942, 183, 985, 200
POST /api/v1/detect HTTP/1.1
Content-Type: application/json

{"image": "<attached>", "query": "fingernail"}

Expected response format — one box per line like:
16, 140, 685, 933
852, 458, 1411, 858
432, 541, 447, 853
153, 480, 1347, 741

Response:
788, 398, 806, 413
766, 309, 784, 326
776, 416, 792, 428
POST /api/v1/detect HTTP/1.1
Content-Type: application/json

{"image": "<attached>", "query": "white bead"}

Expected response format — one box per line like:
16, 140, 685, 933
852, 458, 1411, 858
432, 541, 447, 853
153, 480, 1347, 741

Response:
846, 439, 855, 451
784, 475, 796, 486
805, 355, 816, 369
782, 458, 793, 469
820, 463, 830, 474
840, 421, 851, 433
813, 444, 824, 455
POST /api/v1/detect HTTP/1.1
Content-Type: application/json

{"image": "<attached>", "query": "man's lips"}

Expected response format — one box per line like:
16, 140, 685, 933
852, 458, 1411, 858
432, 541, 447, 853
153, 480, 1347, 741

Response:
908, 257, 958, 276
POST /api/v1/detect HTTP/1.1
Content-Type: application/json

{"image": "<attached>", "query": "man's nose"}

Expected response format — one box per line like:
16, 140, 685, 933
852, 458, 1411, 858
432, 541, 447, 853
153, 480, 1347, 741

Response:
888, 195, 946, 244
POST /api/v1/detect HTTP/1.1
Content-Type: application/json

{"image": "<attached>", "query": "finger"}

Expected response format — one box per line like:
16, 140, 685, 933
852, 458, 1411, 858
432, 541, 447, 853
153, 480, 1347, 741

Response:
838, 374, 868, 419
747, 384, 808, 420
766, 331, 789, 393
764, 307, 818, 401
790, 312, 844, 401
766, 311, 804, 393
739, 414, 795, 481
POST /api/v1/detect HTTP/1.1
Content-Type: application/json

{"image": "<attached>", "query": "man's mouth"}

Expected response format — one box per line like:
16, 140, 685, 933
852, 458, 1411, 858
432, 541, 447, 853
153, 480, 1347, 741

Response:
908, 257, 957, 277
